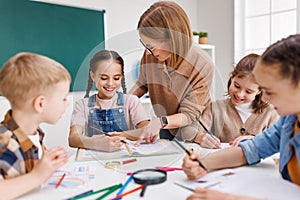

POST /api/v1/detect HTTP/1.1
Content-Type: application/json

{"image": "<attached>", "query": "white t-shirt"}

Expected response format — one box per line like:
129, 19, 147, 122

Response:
235, 102, 253, 123
71, 93, 150, 134
28, 133, 43, 159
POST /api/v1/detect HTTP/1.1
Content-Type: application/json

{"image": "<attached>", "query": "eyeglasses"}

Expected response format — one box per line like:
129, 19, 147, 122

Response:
139, 39, 154, 56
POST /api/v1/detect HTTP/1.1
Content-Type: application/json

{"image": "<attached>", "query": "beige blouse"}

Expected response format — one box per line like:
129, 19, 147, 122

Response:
180, 98, 279, 142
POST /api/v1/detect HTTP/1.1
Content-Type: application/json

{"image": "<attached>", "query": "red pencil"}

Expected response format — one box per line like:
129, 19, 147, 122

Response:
122, 158, 137, 165
55, 173, 66, 189
111, 185, 144, 200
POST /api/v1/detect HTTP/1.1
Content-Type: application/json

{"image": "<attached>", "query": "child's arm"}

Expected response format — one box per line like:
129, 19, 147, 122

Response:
68, 125, 87, 148
230, 135, 255, 147
182, 147, 247, 180
118, 120, 150, 141
68, 125, 123, 152
0, 147, 68, 200
136, 120, 150, 128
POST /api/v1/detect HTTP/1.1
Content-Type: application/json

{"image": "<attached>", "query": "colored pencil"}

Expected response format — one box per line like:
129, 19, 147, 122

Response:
55, 173, 66, 189
90, 126, 129, 144
122, 158, 137, 165
66, 189, 93, 200
174, 182, 194, 192
197, 118, 214, 136
173, 138, 207, 171
95, 184, 122, 200
197, 118, 220, 145
115, 175, 133, 200
111, 185, 144, 200
74, 183, 122, 199
124, 143, 132, 155
204, 181, 221, 188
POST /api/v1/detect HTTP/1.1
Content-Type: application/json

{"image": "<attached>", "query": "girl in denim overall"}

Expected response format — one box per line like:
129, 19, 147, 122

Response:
87, 91, 128, 136
69, 50, 149, 152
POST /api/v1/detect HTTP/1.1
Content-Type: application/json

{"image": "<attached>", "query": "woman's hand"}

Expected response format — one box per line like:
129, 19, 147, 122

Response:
194, 133, 221, 149
134, 117, 160, 146
182, 151, 207, 180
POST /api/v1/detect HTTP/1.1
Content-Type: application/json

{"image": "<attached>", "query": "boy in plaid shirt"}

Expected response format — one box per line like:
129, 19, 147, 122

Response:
0, 52, 70, 199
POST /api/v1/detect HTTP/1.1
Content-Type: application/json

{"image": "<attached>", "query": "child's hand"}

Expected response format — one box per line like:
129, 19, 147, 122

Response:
92, 135, 123, 152
32, 146, 68, 183
230, 135, 254, 147
182, 151, 207, 180
194, 132, 221, 149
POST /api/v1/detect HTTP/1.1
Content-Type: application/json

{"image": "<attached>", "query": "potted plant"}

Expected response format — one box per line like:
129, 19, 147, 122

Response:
192, 31, 199, 43
199, 32, 208, 44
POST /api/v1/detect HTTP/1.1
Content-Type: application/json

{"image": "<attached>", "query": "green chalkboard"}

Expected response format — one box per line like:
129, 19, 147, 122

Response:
0, 0, 105, 91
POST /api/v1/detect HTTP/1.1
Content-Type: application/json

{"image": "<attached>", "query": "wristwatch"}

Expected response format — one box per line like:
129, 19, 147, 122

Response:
160, 116, 168, 128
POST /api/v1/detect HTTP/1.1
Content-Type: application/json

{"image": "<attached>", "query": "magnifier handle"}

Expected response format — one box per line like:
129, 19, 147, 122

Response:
140, 184, 147, 197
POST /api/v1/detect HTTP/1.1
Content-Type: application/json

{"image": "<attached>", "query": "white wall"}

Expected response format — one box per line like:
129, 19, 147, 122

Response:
35, 0, 199, 38
197, 0, 235, 100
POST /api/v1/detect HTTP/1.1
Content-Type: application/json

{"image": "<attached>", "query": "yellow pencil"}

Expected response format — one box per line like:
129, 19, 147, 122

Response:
124, 142, 132, 155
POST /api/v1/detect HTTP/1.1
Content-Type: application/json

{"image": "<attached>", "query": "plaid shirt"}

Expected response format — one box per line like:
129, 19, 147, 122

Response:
0, 110, 46, 180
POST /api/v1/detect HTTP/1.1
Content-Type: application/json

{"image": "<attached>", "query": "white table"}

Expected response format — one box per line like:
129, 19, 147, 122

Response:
20, 143, 300, 200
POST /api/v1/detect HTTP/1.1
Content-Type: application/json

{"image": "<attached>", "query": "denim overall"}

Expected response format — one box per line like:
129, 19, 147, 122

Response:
87, 92, 128, 137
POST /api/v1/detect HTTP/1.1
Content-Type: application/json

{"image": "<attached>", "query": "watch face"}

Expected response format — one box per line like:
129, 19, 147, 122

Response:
162, 116, 168, 125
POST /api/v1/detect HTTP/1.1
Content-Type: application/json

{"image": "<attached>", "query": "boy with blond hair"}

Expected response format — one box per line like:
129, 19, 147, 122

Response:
0, 52, 70, 199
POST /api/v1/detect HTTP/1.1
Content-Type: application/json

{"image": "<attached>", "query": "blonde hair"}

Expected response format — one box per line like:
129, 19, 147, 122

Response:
138, 1, 192, 68
0, 52, 71, 109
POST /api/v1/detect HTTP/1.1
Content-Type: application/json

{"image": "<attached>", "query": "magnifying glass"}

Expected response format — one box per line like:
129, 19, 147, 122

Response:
132, 169, 167, 197
105, 158, 137, 169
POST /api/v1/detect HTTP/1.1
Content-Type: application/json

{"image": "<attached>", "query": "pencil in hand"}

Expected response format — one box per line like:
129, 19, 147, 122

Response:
90, 126, 127, 143
90, 126, 106, 134
197, 118, 221, 148
90, 126, 132, 154
173, 138, 207, 171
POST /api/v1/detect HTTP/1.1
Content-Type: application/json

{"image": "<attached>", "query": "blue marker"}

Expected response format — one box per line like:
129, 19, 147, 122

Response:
115, 175, 133, 199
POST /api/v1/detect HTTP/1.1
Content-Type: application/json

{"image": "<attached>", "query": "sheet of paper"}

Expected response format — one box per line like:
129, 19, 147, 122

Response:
128, 139, 176, 154
174, 169, 235, 190
76, 139, 182, 161
42, 164, 96, 189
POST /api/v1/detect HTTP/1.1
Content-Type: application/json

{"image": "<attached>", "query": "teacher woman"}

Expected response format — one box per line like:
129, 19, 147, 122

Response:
129, 1, 214, 144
